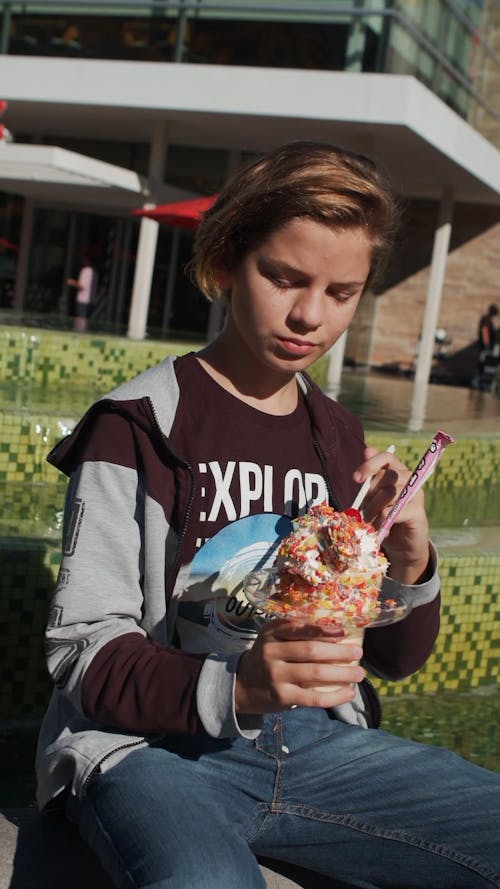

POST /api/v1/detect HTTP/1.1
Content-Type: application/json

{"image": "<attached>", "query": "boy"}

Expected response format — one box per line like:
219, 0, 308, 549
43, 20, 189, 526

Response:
37, 142, 500, 888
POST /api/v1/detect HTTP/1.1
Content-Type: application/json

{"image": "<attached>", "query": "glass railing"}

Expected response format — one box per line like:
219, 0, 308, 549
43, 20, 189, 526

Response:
1, 0, 499, 131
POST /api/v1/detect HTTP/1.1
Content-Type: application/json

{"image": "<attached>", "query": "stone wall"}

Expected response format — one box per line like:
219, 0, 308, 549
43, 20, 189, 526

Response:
363, 199, 500, 375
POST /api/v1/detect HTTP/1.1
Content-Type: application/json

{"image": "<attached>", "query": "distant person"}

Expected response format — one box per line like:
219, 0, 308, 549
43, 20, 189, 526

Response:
478, 303, 498, 352
473, 303, 498, 389
51, 24, 81, 53
67, 256, 97, 332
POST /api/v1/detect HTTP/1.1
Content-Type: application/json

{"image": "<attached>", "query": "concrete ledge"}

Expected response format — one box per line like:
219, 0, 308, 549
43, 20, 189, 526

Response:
0, 808, 337, 889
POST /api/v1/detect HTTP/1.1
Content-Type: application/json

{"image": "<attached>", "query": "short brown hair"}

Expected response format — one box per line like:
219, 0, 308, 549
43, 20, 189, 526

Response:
191, 141, 400, 301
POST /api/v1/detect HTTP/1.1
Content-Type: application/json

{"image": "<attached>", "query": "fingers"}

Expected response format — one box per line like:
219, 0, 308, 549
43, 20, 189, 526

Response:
353, 446, 394, 481
265, 637, 364, 665
287, 685, 359, 709
353, 447, 424, 527
235, 630, 366, 716
235, 664, 363, 714
352, 448, 430, 580
262, 618, 346, 642
354, 447, 400, 489
271, 639, 365, 693
284, 660, 365, 689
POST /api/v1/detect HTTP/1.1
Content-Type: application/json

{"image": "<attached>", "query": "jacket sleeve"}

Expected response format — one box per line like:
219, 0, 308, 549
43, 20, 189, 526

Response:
363, 543, 441, 681
46, 410, 210, 737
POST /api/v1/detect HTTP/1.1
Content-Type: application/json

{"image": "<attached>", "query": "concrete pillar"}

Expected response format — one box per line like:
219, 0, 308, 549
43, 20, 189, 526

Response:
115, 220, 133, 326
345, 1, 366, 72
205, 149, 241, 342
409, 187, 454, 432
326, 330, 348, 399
0, 3, 12, 54
60, 212, 77, 315
206, 149, 241, 343
161, 227, 180, 334
127, 119, 169, 340
13, 197, 33, 312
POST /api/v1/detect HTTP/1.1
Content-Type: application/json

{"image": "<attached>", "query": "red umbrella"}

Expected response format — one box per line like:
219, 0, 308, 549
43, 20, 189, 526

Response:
133, 194, 218, 230
0, 237, 18, 252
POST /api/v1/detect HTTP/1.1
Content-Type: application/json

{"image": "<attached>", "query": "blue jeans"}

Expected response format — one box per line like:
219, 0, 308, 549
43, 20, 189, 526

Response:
67, 708, 500, 889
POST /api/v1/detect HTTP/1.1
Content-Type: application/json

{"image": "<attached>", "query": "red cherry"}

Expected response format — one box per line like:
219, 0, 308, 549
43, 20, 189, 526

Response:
344, 508, 362, 520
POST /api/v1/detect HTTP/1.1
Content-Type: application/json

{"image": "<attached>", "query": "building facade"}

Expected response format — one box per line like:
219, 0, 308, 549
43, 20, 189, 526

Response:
0, 0, 499, 388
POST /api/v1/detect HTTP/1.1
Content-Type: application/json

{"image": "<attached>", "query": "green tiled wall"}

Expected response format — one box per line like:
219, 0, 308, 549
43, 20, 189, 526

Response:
2, 406, 499, 496
0, 539, 61, 720
0, 542, 497, 721
0, 410, 65, 485
0, 324, 498, 719
365, 435, 500, 492
0, 327, 199, 389
0, 325, 329, 391
373, 553, 500, 698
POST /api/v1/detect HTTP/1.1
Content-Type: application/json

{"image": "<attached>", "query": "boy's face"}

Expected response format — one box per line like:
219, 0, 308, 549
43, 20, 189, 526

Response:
219, 217, 372, 377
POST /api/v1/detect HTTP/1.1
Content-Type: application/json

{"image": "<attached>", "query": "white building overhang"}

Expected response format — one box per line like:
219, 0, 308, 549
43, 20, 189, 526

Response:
1, 57, 498, 426
0, 57, 499, 206
0, 142, 195, 210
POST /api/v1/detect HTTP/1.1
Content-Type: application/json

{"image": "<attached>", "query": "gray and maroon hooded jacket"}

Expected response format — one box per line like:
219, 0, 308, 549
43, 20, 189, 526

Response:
35, 356, 440, 809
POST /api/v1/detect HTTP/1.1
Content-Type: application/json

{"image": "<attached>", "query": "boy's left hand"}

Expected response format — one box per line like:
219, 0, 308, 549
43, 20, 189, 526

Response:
353, 446, 430, 585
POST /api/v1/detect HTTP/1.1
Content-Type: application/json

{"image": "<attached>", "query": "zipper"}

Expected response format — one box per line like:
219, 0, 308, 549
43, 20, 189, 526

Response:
146, 396, 196, 601
299, 374, 342, 511
312, 436, 341, 510
82, 396, 195, 798
82, 737, 147, 797
167, 466, 195, 602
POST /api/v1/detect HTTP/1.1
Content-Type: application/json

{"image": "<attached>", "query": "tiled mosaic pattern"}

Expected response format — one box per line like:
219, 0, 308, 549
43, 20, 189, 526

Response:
0, 537, 500, 720
366, 435, 500, 492
0, 325, 328, 391
2, 407, 500, 499
0, 409, 66, 485
2, 325, 496, 487
0, 483, 64, 540
373, 553, 500, 699
0, 538, 61, 720
366, 436, 500, 527
0, 324, 498, 719
0, 543, 498, 720
0, 327, 199, 389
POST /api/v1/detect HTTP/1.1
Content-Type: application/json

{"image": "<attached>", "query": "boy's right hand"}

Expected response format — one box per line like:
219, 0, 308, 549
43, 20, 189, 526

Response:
235, 618, 365, 714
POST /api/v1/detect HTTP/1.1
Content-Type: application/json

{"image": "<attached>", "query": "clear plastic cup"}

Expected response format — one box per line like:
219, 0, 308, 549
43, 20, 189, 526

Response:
244, 568, 413, 694
243, 568, 412, 628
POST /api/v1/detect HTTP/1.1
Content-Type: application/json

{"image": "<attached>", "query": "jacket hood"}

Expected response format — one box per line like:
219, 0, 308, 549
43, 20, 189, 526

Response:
47, 355, 364, 502
47, 357, 181, 476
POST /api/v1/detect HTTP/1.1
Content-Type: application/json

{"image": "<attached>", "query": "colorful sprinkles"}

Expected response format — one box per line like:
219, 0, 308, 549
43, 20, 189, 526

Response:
266, 503, 389, 626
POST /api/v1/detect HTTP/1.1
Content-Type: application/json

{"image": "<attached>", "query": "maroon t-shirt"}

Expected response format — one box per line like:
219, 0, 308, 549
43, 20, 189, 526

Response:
171, 354, 328, 557
170, 354, 328, 653
76, 356, 440, 732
